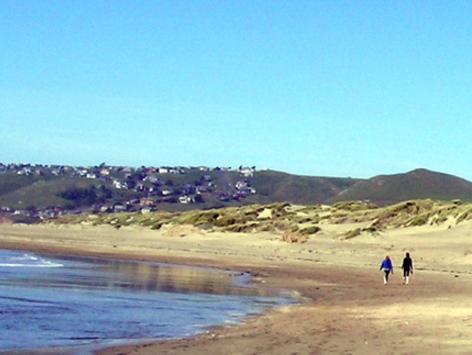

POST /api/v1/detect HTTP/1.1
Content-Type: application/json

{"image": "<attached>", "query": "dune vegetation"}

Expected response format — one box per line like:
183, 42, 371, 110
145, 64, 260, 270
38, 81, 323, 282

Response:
52, 199, 472, 243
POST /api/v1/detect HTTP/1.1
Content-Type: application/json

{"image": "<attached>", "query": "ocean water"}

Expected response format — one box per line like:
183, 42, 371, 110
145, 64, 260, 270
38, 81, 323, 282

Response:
0, 249, 292, 352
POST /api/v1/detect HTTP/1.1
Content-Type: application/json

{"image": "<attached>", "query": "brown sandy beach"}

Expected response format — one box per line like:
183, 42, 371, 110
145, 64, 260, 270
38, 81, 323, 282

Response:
1, 222, 472, 354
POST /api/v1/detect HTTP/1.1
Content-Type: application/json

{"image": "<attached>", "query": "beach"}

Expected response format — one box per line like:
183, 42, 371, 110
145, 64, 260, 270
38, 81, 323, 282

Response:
4, 1, 472, 353
1, 221, 472, 354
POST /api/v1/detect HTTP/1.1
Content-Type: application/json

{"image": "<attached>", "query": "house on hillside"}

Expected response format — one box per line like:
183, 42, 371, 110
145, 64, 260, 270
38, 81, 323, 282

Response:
51, 167, 66, 176
179, 195, 195, 204
162, 189, 174, 196
235, 180, 248, 191
100, 205, 111, 213
139, 198, 155, 207
196, 186, 209, 193
17, 167, 33, 176
144, 174, 160, 184
113, 180, 123, 189
113, 204, 127, 212
158, 167, 170, 174
239, 166, 256, 177
77, 169, 88, 177
141, 206, 157, 214
99, 168, 110, 176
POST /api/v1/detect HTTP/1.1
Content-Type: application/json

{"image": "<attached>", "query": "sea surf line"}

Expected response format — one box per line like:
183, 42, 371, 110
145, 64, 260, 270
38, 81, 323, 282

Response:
0, 249, 294, 352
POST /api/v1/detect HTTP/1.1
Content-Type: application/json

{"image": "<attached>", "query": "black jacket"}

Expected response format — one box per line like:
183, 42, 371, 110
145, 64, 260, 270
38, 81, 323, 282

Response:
402, 257, 413, 271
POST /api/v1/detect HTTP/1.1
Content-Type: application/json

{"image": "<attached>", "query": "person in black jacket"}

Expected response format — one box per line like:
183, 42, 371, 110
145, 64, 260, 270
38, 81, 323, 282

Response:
402, 252, 414, 285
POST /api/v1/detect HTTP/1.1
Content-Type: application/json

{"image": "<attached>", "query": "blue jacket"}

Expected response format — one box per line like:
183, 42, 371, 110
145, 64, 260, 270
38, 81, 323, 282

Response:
380, 259, 393, 270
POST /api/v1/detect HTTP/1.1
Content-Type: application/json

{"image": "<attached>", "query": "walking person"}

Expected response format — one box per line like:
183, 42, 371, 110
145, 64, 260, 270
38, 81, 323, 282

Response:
379, 255, 394, 285
402, 252, 414, 285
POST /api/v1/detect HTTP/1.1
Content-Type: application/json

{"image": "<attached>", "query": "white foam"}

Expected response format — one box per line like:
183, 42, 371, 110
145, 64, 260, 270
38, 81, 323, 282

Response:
11, 253, 39, 260
0, 253, 64, 268
0, 263, 64, 267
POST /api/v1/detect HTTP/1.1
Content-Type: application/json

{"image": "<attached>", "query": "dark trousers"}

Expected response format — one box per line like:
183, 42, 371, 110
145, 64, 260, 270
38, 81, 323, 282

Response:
384, 270, 391, 282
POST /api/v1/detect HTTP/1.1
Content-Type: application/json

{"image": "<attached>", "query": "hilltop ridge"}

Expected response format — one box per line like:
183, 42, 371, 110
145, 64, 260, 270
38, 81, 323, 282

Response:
331, 168, 472, 205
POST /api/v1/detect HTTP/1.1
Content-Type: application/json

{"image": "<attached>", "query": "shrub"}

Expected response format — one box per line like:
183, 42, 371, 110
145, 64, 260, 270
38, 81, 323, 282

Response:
177, 211, 219, 226
333, 201, 378, 211
225, 222, 258, 233
294, 216, 312, 224
343, 228, 361, 239
299, 225, 321, 235
214, 216, 237, 227
457, 211, 470, 224
150, 222, 163, 230
407, 214, 429, 226
362, 225, 378, 233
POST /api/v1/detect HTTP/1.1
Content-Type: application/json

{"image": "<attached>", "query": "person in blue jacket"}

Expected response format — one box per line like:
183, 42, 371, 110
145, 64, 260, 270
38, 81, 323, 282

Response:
379, 255, 394, 284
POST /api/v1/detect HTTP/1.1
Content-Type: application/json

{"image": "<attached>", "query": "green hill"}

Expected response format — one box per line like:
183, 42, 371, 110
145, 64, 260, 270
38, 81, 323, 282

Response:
330, 169, 472, 205
0, 168, 359, 211
2, 166, 472, 212
250, 170, 359, 204
0, 176, 112, 209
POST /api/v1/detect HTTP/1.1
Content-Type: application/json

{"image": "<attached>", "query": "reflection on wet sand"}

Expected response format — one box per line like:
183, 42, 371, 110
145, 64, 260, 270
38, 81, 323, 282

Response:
92, 259, 270, 296
2, 254, 274, 297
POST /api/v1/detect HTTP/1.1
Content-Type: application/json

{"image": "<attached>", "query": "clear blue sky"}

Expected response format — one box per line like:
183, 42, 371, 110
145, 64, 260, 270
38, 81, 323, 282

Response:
1, 1, 472, 179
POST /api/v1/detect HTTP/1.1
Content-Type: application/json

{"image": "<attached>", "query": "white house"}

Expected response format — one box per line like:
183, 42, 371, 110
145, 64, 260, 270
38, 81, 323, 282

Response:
179, 195, 195, 204
158, 167, 170, 174
240, 167, 255, 177
235, 181, 248, 190
162, 189, 173, 196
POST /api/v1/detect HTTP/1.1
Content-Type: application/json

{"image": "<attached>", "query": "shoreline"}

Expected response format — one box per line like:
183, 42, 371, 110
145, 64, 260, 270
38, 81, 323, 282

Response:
0, 242, 307, 355
2, 223, 472, 354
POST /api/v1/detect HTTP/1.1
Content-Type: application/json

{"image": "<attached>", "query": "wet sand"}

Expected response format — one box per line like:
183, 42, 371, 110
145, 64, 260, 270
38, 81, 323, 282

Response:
1, 222, 472, 354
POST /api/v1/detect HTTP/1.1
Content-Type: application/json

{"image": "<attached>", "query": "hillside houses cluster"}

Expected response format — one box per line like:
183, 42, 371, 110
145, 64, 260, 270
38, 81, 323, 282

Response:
0, 205, 65, 221
0, 163, 258, 219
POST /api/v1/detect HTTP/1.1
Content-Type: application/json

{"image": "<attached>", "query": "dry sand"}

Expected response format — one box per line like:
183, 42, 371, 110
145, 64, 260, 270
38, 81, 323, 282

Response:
1, 221, 472, 354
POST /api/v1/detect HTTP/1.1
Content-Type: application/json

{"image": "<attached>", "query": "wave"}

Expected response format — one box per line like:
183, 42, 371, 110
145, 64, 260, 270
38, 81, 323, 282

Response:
0, 263, 64, 267
0, 253, 64, 268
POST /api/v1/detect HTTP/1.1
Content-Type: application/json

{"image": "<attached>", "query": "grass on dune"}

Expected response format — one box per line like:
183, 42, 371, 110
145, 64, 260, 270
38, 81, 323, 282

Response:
52, 199, 472, 243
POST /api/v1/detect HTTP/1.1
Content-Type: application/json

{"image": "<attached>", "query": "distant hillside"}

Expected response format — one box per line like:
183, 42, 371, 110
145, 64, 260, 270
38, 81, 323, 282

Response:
0, 177, 104, 209
0, 168, 358, 211
251, 170, 359, 204
331, 169, 472, 205
3, 164, 472, 216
